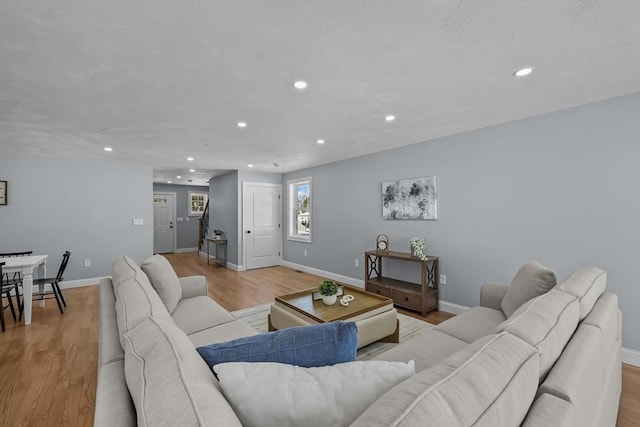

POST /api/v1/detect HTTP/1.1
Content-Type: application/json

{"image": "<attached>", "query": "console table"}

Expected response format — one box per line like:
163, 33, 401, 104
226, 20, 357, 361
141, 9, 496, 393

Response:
365, 250, 439, 316
206, 237, 227, 267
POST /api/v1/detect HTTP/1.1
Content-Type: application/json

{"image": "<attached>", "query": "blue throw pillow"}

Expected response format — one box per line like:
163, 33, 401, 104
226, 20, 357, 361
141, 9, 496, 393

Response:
197, 321, 357, 368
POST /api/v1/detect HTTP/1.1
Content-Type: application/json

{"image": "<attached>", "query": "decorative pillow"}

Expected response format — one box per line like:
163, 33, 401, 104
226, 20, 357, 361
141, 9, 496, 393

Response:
501, 261, 556, 317
197, 321, 357, 368
140, 254, 182, 313
214, 360, 415, 427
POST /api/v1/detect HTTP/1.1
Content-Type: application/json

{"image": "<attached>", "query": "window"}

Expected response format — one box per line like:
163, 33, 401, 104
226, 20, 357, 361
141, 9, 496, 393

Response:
288, 177, 311, 242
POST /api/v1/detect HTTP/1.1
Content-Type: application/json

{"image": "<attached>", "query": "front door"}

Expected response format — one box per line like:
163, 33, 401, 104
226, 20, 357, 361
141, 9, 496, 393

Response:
153, 193, 175, 254
243, 182, 281, 270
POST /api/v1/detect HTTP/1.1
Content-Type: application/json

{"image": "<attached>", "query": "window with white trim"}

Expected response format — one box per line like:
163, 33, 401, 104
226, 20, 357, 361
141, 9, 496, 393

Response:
288, 177, 311, 242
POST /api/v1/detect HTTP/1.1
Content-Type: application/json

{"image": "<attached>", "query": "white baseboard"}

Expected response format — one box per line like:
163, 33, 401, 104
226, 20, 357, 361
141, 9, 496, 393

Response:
174, 247, 198, 253
198, 250, 217, 260
60, 277, 106, 288
26, 276, 106, 293
622, 347, 640, 367
228, 262, 245, 272
280, 261, 365, 288
197, 250, 237, 269
439, 301, 469, 315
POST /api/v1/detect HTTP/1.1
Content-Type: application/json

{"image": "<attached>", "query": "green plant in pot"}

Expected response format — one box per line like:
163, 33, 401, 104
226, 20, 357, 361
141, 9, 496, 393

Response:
318, 279, 338, 306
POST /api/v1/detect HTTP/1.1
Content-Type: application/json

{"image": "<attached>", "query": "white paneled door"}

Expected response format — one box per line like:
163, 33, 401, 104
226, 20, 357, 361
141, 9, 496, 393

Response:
243, 182, 282, 270
153, 193, 175, 254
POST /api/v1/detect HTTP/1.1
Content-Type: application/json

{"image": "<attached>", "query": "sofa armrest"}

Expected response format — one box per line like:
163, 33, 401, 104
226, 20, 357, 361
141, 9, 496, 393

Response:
179, 276, 208, 299
480, 283, 509, 311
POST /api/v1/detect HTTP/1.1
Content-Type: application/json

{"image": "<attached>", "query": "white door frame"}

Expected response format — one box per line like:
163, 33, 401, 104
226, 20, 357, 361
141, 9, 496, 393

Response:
242, 182, 282, 270
153, 192, 177, 253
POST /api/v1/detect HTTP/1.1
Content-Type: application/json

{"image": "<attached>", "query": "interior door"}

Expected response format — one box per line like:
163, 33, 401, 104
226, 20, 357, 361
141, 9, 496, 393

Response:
243, 183, 282, 270
153, 193, 175, 254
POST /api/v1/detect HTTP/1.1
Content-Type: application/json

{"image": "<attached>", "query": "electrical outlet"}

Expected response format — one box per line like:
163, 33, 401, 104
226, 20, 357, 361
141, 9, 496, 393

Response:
304, 250, 308, 256
440, 274, 446, 285
354, 259, 359, 267
84, 259, 91, 267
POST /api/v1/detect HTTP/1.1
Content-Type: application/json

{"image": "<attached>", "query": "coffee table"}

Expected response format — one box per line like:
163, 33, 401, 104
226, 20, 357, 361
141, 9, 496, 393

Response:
268, 284, 399, 349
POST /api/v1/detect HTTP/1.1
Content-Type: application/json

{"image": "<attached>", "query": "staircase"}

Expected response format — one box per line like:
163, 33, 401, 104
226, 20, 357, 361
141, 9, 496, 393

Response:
198, 199, 209, 251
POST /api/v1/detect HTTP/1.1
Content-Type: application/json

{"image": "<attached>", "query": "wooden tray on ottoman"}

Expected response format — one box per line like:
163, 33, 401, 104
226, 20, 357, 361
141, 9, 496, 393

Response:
268, 284, 399, 348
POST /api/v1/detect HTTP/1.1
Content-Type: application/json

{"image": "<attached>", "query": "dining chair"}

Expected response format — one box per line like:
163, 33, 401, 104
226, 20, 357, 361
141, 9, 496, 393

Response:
1, 262, 18, 332
0, 251, 32, 323
21, 251, 71, 316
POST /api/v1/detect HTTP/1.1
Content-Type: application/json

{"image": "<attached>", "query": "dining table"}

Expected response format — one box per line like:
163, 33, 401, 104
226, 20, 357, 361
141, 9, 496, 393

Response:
1, 254, 48, 325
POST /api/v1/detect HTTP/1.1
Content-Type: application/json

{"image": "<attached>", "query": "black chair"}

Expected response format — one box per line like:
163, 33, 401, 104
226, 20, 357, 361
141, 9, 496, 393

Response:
19, 251, 70, 317
1, 262, 18, 332
0, 251, 32, 325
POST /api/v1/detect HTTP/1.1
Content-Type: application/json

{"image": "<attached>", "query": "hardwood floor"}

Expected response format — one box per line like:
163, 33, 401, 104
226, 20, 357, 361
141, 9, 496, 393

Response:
0, 251, 638, 426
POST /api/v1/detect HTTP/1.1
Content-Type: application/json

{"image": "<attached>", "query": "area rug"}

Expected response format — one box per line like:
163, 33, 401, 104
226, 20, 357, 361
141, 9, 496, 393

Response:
231, 304, 433, 360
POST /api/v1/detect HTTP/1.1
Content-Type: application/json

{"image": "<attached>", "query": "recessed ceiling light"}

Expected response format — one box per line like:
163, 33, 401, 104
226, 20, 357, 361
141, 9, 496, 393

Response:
187, 157, 194, 161
167, 181, 172, 184
248, 164, 254, 168
176, 175, 181, 179
104, 147, 113, 152
514, 67, 534, 77
237, 121, 247, 128
317, 139, 325, 144
293, 80, 308, 90
189, 169, 195, 172
385, 115, 396, 122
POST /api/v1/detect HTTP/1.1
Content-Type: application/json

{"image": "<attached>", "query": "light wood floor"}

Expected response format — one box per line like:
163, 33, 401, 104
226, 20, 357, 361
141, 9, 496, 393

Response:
0, 251, 638, 426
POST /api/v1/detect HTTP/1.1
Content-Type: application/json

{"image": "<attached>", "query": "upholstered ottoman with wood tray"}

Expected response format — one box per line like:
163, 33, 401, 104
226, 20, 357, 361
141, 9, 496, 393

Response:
268, 284, 399, 349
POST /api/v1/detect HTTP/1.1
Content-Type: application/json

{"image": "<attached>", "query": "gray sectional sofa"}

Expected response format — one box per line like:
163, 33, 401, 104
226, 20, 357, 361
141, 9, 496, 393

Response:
95, 256, 621, 427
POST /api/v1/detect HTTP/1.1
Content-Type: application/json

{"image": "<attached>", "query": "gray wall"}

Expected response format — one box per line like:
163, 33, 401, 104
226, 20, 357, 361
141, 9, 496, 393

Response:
153, 183, 209, 250
0, 154, 153, 280
282, 93, 640, 352
209, 171, 239, 264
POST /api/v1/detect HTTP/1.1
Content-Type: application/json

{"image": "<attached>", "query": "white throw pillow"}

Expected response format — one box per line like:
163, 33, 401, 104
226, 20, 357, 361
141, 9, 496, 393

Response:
214, 360, 415, 427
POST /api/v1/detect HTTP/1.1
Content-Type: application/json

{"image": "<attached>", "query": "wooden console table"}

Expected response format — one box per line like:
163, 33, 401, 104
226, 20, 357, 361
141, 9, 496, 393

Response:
365, 250, 439, 316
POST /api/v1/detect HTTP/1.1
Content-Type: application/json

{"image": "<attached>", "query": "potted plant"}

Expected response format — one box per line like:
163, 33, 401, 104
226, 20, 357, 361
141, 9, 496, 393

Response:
318, 279, 339, 306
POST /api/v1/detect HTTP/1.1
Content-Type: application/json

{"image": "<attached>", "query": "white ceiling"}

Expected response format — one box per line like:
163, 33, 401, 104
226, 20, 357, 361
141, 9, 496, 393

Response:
1, 1, 639, 186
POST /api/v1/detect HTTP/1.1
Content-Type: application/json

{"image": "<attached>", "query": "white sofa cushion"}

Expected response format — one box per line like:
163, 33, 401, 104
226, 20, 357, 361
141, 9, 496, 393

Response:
171, 296, 235, 335
374, 329, 467, 373
114, 264, 174, 349
111, 256, 141, 291
495, 289, 579, 380
187, 319, 258, 348
141, 254, 182, 313
558, 267, 607, 320
434, 306, 506, 343
501, 261, 557, 317
537, 325, 604, 427
351, 332, 539, 427
214, 360, 415, 427
522, 393, 574, 427
123, 316, 242, 427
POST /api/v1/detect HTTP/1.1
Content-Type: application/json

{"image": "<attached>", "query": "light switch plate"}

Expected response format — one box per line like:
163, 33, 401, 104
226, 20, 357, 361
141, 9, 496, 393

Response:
132, 218, 144, 226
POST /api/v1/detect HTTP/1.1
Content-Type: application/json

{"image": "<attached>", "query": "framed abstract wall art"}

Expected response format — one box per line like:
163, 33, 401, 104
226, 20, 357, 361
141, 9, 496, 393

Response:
382, 176, 437, 220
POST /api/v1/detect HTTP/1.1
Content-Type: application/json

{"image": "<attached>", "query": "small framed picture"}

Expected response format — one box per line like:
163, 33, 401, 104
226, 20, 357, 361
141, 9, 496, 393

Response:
0, 181, 6, 205
188, 191, 208, 216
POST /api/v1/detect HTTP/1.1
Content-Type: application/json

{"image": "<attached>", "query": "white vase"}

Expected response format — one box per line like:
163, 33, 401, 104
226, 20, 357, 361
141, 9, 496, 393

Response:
322, 295, 337, 306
